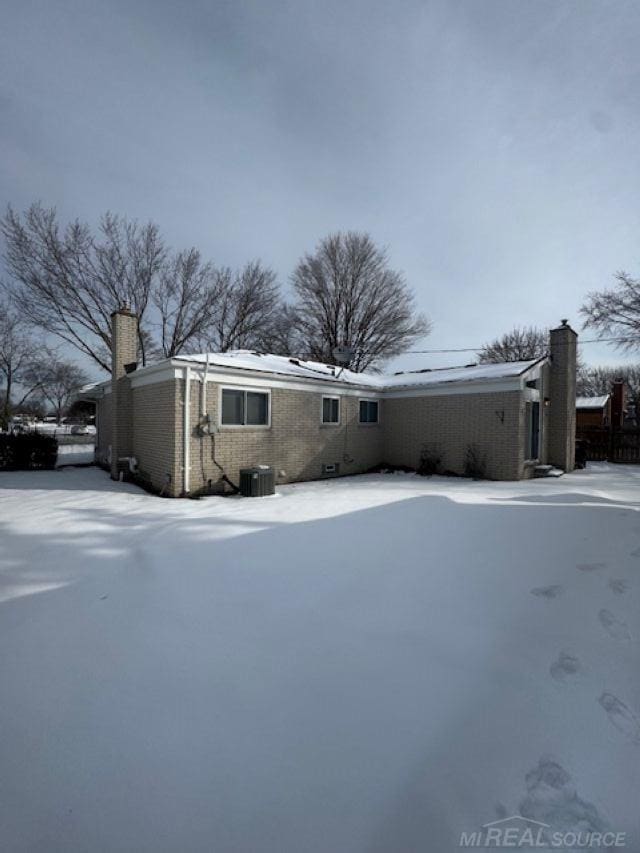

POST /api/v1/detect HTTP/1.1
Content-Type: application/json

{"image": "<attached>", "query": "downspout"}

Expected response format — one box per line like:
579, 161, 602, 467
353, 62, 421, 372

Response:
183, 365, 191, 495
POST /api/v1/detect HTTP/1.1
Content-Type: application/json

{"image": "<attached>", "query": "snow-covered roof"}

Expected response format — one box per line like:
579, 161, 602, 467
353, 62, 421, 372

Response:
77, 382, 102, 396
576, 395, 609, 410
174, 351, 384, 388
175, 350, 542, 391
77, 351, 543, 399
384, 359, 541, 390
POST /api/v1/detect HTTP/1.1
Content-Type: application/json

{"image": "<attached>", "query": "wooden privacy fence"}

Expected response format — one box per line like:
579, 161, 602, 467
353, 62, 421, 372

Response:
577, 428, 640, 463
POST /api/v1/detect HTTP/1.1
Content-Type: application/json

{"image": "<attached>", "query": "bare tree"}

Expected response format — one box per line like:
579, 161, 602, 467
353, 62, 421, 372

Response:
152, 249, 223, 357
196, 261, 280, 352
14, 397, 46, 420
0, 299, 42, 427
478, 326, 547, 363
2, 204, 167, 372
24, 352, 90, 424
581, 271, 640, 349
3, 204, 284, 369
577, 362, 640, 409
289, 231, 429, 371
253, 303, 304, 356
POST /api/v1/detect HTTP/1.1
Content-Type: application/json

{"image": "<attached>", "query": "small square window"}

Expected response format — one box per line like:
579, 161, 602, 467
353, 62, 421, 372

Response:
322, 396, 340, 424
359, 400, 379, 424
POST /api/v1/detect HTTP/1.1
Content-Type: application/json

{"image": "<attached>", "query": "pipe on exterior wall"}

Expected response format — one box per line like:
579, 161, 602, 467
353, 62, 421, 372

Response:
118, 456, 138, 473
183, 365, 191, 494
201, 353, 210, 418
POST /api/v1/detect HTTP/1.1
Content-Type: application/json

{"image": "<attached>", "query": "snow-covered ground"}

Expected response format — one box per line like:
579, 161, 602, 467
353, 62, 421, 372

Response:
0, 465, 638, 852
55, 443, 95, 467
16, 423, 96, 436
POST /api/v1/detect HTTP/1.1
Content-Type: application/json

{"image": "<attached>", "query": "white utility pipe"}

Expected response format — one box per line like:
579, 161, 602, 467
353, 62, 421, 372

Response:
117, 456, 138, 473
201, 353, 210, 418
183, 365, 191, 494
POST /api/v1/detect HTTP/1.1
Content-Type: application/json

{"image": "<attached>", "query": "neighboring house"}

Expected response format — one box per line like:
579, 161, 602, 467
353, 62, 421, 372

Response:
79, 310, 577, 496
576, 380, 627, 430
576, 395, 611, 429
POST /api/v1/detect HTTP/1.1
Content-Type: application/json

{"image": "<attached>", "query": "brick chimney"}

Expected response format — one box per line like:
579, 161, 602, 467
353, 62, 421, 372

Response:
611, 379, 626, 428
110, 307, 137, 478
547, 319, 577, 471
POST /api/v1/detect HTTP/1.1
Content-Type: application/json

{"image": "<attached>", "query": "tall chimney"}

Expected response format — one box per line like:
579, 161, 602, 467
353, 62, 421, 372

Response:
547, 319, 577, 472
611, 379, 625, 428
111, 307, 137, 479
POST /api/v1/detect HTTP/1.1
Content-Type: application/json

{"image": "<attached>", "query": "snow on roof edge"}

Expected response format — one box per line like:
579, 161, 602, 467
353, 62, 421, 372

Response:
75, 352, 545, 398
172, 350, 544, 391
576, 395, 610, 409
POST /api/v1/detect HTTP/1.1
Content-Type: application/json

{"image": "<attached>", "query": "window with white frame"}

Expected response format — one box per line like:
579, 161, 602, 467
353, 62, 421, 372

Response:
359, 399, 379, 424
322, 396, 340, 424
221, 388, 270, 426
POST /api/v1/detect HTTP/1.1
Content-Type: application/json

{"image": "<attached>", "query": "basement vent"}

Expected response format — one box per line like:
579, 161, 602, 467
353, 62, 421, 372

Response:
322, 462, 340, 475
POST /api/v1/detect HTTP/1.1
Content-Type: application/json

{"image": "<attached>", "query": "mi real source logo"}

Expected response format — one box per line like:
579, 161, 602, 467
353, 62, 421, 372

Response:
459, 815, 627, 848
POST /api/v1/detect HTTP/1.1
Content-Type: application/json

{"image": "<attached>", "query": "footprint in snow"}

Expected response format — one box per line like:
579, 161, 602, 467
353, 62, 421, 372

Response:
530, 585, 564, 601
550, 652, 581, 683
630, 547, 640, 558
608, 579, 629, 595
519, 757, 608, 836
598, 693, 640, 744
598, 609, 632, 641
576, 562, 607, 572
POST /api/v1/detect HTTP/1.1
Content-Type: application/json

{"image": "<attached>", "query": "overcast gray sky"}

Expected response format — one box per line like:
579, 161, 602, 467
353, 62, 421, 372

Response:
2, 0, 640, 377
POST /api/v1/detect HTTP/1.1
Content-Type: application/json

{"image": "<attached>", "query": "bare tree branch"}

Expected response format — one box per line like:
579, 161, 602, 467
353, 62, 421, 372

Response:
1, 204, 166, 372
195, 261, 280, 353
289, 231, 429, 371
22, 350, 90, 424
478, 326, 548, 363
0, 298, 41, 427
253, 303, 304, 356
151, 249, 225, 357
2, 204, 284, 370
581, 271, 640, 350
577, 363, 640, 410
